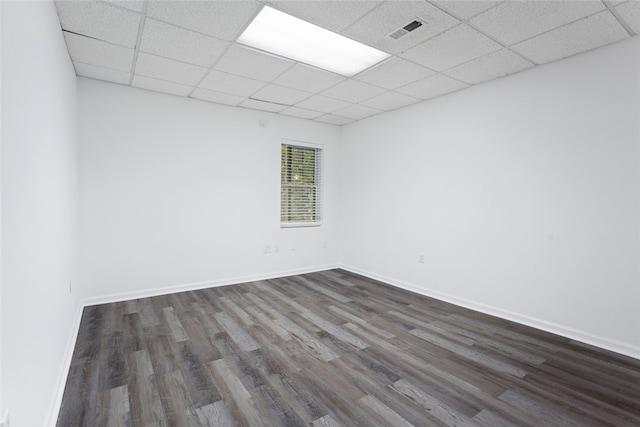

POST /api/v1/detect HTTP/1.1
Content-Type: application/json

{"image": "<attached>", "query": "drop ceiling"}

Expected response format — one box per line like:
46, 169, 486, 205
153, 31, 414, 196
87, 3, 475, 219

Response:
55, 0, 639, 125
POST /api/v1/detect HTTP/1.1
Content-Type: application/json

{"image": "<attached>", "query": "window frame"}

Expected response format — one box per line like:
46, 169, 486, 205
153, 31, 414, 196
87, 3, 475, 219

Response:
280, 140, 323, 228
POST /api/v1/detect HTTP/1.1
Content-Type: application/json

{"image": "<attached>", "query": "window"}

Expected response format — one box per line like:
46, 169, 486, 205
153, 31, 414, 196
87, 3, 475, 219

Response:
281, 141, 322, 227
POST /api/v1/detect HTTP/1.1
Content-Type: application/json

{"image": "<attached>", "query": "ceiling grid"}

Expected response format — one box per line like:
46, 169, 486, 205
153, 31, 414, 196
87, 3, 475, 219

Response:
55, 0, 639, 125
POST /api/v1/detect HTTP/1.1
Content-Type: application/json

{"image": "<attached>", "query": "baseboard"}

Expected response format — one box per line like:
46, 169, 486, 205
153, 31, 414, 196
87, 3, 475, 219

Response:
45, 300, 84, 427
340, 265, 640, 360
81, 263, 341, 307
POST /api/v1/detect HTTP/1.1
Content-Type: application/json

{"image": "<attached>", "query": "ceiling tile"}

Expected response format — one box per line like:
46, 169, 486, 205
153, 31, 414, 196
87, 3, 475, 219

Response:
198, 70, 265, 97
280, 107, 324, 120
74, 62, 131, 84
354, 57, 435, 89
251, 84, 311, 106
240, 99, 288, 113
191, 88, 244, 106
214, 45, 295, 82
132, 75, 193, 96
360, 91, 421, 111
200, 70, 265, 97
396, 74, 468, 100
135, 52, 208, 86
146, 1, 260, 41
430, 1, 503, 20
511, 11, 629, 65
63, 32, 134, 72
140, 19, 229, 67
321, 79, 386, 103
272, 64, 345, 93
271, 1, 382, 32
333, 104, 382, 120
314, 114, 354, 125
103, 1, 145, 13
343, 1, 459, 54
56, 1, 141, 48
400, 24, 501, 71
616, 1, 640, 33
295, 95, 351, 113
469, 1, 606, 46
444, 49, 533, 84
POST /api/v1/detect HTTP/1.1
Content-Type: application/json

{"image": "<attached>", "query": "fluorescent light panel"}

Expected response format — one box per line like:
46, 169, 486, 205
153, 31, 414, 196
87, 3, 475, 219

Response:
238, 6, 390, 77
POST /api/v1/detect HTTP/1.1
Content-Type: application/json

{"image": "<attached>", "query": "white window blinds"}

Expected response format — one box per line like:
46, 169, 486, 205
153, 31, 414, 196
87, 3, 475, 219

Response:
281, 142, 322, 227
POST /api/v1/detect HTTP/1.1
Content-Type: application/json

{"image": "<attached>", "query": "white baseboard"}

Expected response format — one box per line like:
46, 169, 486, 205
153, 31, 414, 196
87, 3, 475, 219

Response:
82, 264, 341, 307
46, 301, 84, 427
341, 265, 640, 360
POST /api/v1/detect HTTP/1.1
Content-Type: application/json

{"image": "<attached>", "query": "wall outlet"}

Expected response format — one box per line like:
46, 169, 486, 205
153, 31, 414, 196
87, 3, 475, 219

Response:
264, 245, 272, 254
418, 254, 425, 264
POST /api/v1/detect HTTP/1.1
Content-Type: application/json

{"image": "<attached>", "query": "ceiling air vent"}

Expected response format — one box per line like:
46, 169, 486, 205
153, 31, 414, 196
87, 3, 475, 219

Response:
388, 19, 424, 40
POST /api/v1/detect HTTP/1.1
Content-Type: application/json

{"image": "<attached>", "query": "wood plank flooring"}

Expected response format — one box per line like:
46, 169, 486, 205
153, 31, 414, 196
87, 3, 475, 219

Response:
57, 269, 640, 426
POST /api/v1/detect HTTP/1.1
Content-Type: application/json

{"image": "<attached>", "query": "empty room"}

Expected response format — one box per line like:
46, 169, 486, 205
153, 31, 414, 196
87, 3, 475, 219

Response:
1, 0, 639, 426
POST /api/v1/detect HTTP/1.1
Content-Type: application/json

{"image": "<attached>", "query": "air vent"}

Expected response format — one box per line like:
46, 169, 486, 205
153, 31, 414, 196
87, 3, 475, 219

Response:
388, 19, 424, 40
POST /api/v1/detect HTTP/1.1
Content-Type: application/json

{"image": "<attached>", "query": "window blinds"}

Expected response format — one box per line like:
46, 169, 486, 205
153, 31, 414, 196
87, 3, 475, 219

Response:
281, 143, 322, 226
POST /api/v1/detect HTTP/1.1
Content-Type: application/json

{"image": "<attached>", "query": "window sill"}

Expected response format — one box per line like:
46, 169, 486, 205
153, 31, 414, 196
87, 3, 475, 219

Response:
280, 222, 322, 228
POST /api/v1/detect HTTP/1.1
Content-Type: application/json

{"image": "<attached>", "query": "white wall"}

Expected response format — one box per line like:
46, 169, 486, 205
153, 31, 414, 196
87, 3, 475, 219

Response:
1, 1, 80, 426
0, 0, 3, 422
341, 37, 640, 358
78, 78, 342, 302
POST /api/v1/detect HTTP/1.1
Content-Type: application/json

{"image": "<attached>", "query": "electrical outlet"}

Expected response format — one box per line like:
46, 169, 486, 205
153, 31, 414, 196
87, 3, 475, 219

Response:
418, 254, 425, 264
264, 245, 272, 254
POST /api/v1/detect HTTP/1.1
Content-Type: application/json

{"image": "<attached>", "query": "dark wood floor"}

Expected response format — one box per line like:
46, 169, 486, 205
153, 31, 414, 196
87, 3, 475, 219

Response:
57, 269, 640, 426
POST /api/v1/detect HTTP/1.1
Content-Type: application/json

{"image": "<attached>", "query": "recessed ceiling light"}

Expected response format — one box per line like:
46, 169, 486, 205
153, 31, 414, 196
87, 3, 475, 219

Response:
238, 6, 390, 77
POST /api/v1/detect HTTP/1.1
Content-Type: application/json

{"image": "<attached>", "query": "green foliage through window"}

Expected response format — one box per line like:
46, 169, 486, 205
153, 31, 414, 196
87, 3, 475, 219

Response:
281, 144, 322, 225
